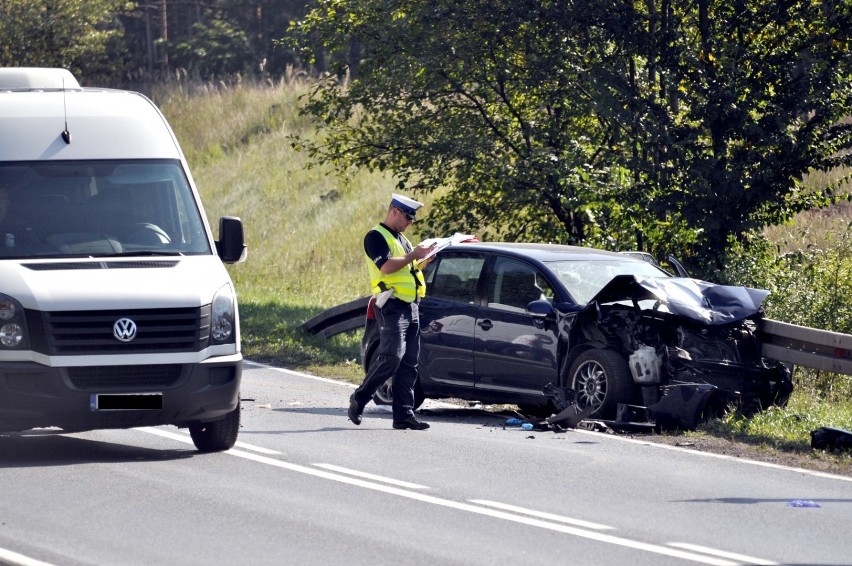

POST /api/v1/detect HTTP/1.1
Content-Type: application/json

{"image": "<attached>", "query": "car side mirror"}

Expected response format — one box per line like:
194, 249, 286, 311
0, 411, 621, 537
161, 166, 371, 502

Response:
527, 299, 554, 318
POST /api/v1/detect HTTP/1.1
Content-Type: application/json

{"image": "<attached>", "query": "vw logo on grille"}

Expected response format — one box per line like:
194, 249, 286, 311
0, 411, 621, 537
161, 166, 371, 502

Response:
113, 318, 138, 342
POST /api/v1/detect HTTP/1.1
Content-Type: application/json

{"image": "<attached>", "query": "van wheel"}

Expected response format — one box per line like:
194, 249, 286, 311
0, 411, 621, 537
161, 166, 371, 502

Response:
567, 349, 634, 419
189, 405, 240, 452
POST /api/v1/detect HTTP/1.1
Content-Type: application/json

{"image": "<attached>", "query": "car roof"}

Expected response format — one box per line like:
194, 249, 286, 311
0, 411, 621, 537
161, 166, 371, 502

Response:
445, 241, 645, 263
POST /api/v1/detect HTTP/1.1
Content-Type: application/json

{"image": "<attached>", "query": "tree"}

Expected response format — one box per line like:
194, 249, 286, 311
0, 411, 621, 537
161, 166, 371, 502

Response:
0, 0, 133, 82
290, 0, 852, 276
291, 0, 632, 244
609, 0, 852, 274
171, 17, 254, 77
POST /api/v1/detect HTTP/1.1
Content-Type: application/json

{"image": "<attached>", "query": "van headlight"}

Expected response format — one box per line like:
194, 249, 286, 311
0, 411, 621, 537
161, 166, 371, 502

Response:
210, 284, 236, 345
0, 294, 28, 349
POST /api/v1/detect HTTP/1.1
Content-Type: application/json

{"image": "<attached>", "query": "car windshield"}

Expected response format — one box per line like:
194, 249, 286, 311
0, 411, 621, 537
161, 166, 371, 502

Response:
0, 160, 211, 258
546, 258, 670, 305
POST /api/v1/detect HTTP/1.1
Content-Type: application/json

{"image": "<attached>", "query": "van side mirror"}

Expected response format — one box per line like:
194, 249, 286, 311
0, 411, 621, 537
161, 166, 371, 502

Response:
216, 216, 247, 264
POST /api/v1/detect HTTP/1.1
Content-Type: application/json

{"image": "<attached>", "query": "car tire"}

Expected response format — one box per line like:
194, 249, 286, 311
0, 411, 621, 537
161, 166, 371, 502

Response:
567, 349, 634, 419
368, 349, 425, 410
189, 405, 240, 452
372, 377, 425, 410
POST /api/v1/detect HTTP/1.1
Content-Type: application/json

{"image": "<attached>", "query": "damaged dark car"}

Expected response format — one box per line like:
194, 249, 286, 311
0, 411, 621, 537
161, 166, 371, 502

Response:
361, 243, 793, 428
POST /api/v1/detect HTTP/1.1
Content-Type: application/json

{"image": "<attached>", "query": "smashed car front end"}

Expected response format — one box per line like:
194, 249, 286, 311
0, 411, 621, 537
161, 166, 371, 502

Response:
575, 275, 793, 417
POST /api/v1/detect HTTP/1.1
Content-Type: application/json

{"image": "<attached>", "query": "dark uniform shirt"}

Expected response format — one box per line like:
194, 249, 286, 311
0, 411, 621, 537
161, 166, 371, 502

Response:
364, 222, 413, 270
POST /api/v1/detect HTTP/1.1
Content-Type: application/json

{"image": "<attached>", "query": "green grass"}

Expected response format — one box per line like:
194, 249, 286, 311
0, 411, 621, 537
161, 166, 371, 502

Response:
157, 79, 851, 460
696, 395, 852, 470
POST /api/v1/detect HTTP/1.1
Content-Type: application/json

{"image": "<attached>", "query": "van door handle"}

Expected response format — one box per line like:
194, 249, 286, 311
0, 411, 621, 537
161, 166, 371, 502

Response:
477, 320, 493, 331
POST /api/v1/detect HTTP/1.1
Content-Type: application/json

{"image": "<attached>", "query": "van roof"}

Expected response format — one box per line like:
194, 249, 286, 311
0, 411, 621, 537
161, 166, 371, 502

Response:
0, 69, 183, 161
0, 68, 81, 90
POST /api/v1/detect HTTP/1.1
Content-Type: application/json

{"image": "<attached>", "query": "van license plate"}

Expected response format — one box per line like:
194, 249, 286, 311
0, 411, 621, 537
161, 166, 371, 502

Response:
91, 394, 163, 411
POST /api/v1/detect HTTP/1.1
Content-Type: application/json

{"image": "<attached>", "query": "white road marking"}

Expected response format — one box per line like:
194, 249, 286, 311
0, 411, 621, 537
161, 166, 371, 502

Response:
668, 543, 779, 565
0, 547, 56, 566
312, 463, 429, 489
135, 426, 745, 565
468, 499, 613, 530
244, 360, 351, 386
136, 427, 282, 455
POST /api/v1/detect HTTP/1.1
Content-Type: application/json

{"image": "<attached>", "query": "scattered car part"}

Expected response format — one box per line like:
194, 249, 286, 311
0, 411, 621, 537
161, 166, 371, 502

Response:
810, 427, 852, 452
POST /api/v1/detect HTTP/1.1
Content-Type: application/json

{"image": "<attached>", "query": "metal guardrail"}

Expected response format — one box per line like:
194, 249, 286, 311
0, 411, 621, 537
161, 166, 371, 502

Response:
759, 318, 852, 376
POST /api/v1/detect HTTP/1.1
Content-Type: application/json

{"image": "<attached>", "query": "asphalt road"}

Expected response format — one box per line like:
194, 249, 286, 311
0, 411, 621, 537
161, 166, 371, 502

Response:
0, 361, 850, 566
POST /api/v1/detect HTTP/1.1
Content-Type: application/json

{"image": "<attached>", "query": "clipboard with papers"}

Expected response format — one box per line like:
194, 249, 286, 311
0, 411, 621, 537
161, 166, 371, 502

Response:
416, 232, 478, 266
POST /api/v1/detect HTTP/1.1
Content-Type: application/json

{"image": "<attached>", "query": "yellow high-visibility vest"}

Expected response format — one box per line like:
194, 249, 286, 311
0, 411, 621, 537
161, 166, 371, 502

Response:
365, 224, 426, 302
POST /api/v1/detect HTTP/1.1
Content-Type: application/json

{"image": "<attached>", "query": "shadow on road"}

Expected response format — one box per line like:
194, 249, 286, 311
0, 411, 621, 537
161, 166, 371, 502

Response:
0, 430, 194, 468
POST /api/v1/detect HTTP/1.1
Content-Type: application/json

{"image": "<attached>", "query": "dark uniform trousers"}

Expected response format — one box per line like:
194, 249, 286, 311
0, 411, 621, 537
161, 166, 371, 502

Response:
351, 298, 420, 421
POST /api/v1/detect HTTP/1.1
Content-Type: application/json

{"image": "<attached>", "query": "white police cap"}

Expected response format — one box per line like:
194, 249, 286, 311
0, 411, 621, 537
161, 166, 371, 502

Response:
390, 193, 424, 216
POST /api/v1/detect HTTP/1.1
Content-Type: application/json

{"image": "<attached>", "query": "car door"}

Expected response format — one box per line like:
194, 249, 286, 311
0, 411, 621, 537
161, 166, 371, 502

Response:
473, 256, 560, 400
419, 251, 487, 392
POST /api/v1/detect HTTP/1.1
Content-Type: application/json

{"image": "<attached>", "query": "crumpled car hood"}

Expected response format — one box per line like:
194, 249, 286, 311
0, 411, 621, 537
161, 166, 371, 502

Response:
588, 275, 770, 325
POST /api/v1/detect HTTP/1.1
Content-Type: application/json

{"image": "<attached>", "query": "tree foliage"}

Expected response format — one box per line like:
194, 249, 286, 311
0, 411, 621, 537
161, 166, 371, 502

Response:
171, 18, 254, 77
0, 1, 313, 82
0, 0, 133, 81
164, 1, 311, 79
290, 0, 852, 276
618, 0, 852, 273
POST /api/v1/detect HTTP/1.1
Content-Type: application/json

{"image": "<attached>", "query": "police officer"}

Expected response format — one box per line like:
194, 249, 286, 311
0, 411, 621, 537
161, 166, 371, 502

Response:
348, 194, 436, 430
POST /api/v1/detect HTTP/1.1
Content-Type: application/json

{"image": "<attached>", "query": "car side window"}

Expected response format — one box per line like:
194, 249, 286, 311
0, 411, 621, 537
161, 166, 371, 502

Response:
488, 258, 554, 310
427, 254, 485, 303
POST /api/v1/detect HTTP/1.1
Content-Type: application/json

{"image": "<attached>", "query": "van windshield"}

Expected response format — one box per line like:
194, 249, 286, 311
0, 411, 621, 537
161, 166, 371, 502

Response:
0, 160, 211, 258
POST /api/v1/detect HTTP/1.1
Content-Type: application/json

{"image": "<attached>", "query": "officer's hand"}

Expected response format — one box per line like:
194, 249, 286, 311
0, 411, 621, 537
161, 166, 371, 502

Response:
411, 241, 437, 260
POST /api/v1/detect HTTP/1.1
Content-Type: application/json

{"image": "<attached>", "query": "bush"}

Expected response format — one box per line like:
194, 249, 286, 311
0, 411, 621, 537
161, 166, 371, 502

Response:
721, 220, 852, 402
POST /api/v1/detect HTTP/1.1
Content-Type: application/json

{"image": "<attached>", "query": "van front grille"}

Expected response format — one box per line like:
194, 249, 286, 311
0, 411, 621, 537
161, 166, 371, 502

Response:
67, 364, 183, 389
38, 306, 210, 355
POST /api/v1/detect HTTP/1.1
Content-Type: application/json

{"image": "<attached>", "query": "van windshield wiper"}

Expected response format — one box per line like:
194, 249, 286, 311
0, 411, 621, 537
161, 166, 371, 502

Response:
108, 251, 186, 257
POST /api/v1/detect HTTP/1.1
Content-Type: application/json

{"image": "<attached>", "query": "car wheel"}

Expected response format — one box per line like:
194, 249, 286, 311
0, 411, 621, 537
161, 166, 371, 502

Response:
371, 377, 425, 410
373, 374, 394, 405
189, 405, 240, 452
368, 349, 425, 409
567, 349, 634, 419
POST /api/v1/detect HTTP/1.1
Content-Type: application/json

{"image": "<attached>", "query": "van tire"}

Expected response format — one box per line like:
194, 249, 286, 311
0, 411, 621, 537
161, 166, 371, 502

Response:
189, 405, 240, 452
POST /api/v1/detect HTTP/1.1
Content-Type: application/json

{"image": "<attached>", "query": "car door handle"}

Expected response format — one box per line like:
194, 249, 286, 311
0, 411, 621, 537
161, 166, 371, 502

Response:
477, 320, 493, 331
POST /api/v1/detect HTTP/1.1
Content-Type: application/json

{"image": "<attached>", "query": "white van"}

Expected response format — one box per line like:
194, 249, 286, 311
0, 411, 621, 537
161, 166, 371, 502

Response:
0, 68, 246, 451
